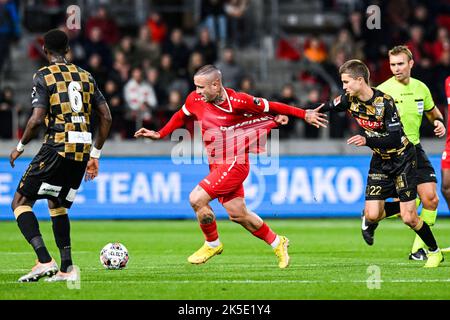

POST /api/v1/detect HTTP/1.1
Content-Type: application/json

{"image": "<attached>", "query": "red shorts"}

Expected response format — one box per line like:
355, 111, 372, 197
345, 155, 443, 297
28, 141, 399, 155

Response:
199, 159, 250, 204
442, 149, 450, 170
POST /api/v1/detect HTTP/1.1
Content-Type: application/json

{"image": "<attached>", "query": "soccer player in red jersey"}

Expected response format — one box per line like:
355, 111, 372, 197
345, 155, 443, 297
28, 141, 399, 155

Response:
441, 76, 450, 210
135, 65, 327, 268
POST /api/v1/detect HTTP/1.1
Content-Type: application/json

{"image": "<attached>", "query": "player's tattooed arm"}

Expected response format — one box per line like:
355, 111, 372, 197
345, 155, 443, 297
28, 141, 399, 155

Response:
20, 107, 47, 145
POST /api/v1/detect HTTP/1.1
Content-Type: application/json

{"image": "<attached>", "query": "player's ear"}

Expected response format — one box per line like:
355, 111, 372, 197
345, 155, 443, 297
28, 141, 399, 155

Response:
409, 58, 414, 69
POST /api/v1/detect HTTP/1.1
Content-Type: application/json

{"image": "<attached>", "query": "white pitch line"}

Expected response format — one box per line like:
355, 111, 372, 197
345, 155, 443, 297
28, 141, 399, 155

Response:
2, 279, 450, 285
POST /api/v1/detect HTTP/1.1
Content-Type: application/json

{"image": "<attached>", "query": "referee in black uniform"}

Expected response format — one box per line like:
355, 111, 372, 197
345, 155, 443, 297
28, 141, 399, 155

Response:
9, 29, 112, 282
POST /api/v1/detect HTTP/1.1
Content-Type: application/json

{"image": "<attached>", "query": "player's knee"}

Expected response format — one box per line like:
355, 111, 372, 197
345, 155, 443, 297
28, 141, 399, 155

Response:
441, 183, 450, 199
189, 191, 206, 210
422, 193, 439, 210
364, 210, 380, 223
401, 212, 418, 228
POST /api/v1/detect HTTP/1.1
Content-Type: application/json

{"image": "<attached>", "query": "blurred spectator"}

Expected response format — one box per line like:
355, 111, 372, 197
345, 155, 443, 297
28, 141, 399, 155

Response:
134, 24, 161, 68
303, 35, 328, 64
155, 89, 183, 129
225, 0, 250, 48
109, 50, 131, 86
193, 28, 218, 65
431, 26, 450, 62
215, 47, 244, 88
405, 25, 432, 64
124, 67, 158, 137
146, 67, 167, 106
158, 53, 178, 98
146, 12, 167, 45
86, 53, 108, 92
162, 28, 191, 77
187, 51, 205, 91
201, 0, 227, 44
103, 79, 125, 140
303, 89, 321, 139
0, 86, 16, 138
329, 29, 363, 63
84, 26, 113, 69
344, 11, 364, 44
434, 50, 450, 106
116, 36, 138, 68
238, 75, 260, 97
409, 4, 437, 42
271, 84, 300, 139
0, 0, 20, 75
85, 5, 120, 46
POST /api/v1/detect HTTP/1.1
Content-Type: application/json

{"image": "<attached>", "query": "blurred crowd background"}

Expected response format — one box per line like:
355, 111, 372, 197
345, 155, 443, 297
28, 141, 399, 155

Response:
0, 0, 449, 141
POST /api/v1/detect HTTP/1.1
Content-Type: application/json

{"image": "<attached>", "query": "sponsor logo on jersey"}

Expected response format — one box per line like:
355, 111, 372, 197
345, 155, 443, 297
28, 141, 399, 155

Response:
333, 96, 341, 106
355, 118, 383, 129
219, 116, 272, 131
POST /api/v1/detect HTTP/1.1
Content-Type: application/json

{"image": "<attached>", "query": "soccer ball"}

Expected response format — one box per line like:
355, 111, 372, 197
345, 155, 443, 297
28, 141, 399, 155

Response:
100, 242, 129, 270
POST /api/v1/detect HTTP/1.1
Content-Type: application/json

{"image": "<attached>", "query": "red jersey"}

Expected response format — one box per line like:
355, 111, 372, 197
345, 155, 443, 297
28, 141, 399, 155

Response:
158, 88, 306, 164
446, 76, 450, 148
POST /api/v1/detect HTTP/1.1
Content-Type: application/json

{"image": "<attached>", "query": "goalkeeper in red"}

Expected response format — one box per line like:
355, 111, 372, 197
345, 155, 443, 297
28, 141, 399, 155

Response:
135, 64, 327, 268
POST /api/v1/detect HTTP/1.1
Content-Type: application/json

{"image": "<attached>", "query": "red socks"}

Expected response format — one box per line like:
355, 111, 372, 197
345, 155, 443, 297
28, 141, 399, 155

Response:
200, 221, 219, 241
252, 222, 277, 245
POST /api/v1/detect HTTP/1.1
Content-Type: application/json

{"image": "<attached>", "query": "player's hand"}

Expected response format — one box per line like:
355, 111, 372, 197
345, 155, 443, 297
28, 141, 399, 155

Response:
85, 158, 99, 181
9, 149, 23, 168
434, 120, 446, 138
274, 115, 289, 125
347, 134, 366, 147
134, 128, 161, 140
305, 104, 328, 128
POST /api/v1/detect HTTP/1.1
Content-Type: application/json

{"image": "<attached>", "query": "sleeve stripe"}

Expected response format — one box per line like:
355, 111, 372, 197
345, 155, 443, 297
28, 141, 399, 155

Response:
262, 98, 269, 112
182, 104, 191, 116
448, 97, 450, 105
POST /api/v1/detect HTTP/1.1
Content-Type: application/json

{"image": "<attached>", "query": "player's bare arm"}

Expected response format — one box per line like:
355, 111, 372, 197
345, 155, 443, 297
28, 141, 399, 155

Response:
424, 106, 446, 138
134, 128, 161, 140
9, 107, 47, 168
85, 102, 112, 181
347, 135, 367, 147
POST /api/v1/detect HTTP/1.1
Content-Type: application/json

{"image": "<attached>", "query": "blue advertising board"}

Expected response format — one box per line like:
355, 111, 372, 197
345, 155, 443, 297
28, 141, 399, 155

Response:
0, 155, 447, 220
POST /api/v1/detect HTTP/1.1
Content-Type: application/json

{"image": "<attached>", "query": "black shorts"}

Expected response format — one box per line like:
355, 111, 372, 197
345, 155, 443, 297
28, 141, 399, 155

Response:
17, 145, 87, 208
365, 144, 417, 202
415, 143, 437, 184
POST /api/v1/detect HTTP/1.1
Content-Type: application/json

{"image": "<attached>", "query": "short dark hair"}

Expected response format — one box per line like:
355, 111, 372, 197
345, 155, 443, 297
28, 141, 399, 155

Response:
194, 64, 221, 79
43, 29, 69, 55
339, 59, 370, 84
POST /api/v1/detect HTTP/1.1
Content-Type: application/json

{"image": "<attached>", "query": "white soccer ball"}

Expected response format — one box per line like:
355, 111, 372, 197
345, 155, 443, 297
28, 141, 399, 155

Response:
100, 242, 129, 270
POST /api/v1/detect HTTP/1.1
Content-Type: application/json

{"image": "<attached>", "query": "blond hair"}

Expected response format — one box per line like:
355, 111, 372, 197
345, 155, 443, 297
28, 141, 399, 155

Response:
388, 45, 413, 61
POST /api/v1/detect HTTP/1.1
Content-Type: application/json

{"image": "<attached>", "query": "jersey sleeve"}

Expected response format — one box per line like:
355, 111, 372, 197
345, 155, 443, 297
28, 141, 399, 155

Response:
319, 93, 350, 112
364, 97, 402, 149
446, 76, 450, 106
422, 83, 435, 112
233, 92, 270, 114
90, 75, 107, 108
180, 91, 197, 117
31, 72, 49, 109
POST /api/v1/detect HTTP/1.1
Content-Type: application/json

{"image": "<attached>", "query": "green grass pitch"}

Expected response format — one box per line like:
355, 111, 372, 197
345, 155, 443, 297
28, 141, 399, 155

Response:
1, 218, 450, 300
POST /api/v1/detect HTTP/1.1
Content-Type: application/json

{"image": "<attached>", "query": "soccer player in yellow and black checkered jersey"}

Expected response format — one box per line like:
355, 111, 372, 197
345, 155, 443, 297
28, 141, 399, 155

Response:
316, 59, 443, 267
9, 29, 112, 282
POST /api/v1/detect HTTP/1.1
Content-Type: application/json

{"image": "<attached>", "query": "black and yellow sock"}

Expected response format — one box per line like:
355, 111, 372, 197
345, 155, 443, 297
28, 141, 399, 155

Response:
413, 219, 438, 252
14, 206, 52, 263
50, 208, 72, 272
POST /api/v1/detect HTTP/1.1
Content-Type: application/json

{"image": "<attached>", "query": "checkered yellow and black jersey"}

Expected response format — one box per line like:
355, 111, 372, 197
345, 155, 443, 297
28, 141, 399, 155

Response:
31, 62, 106, 161
323, 88, 411, 159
